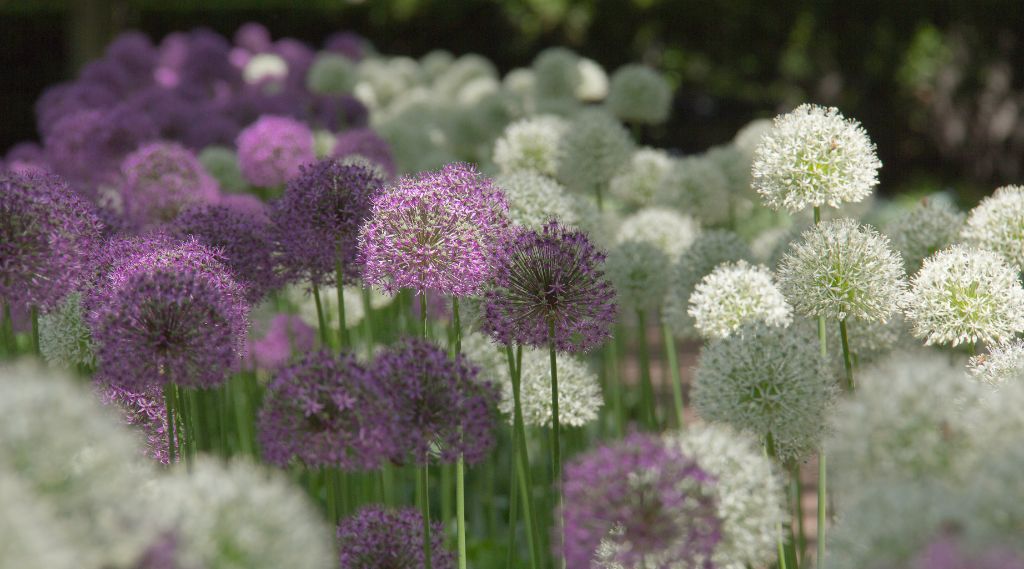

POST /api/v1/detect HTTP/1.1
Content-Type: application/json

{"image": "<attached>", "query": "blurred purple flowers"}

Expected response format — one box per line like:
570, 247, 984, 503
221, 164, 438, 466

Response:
236, 115, 315, 187
332, 127, 397, 179
338, 506, 455, 569
120, 141, 220, 228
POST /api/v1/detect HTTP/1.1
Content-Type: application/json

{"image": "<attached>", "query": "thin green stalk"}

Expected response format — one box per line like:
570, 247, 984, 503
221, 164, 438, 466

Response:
164, 384, 177, 465
381, 463, 395, 506
765, 434, 790, 569
29, 306, 40, 355
504, 439, 519, 569
335, 262, 348, 349
311, 283, 330, 346
813, 205, 827, 569
232, 374, 254, 456
441, 464, 453, 531
418, 462, 434, 569
420, 293, 428, 339
838, 319, 854, 392
662, 322, 686, 429
0, 303, 9, 357
604, 341, 624, 436
507, 345, 540, 569
361, 287, 376, 359
450, 297, 468, 569
636, 310, 656, 429
792, 463, 807, 564
326, 467, 338, 523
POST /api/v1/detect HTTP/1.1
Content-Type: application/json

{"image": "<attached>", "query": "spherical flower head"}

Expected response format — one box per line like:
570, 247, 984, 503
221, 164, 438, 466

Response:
119, 141, 220, 227
332, 127, 397, 178
236, 115, 315, 187
961, 185, 1024, 271
557, 108, 635, 199
482, 221, 617, 352
605, 240, 672, 313
559, 432, 721, 568
306, 52, 358, 95
688, 260, 792, 339
732, 118, 774, 160
656, 154, 733, 226
609, 147, 674, 207
39, 292, 95, 369
576, 57, 609, 102
98, 381, 177, 465
243, 52, 288, 85
338, 506, 455, 569
606, 64, 673, 125
198, 145, 248, 193
248, 313, 316, 370
372, 338, 499, 465
905, 244, 1024, 347
0, 171, 102, 311
359, 162, 510, 296
498, 348, 603, 427
532, 47, 582, 103
493, 115, 568, 177
885, 196, 966, 273
968, 339, 1024, 387
752, 104, 881, 212
616, 207, 700, 261
663, 230, 753, 337
495, 171, 581, 230
778, 218, 908, 322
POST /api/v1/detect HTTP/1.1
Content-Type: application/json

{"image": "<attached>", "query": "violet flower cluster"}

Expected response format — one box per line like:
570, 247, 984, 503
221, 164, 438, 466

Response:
337, 506, 455, 569
235, 115, 315, 187
119, 141, 220, 228
247, 314, 316, 370
98, 381, 178, 465
332, 127, 397, 179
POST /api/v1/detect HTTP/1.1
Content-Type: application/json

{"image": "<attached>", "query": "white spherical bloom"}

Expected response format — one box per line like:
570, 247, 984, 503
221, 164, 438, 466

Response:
460, 330, 510, 387
576, 57, 609, 102
884, 197, 966, 273
243, 53, 288, 85
0, 469, 78, 569
668, 424, 788, 569
962, 185, 1024, 271
750, 225, 798, 269
306, 52, 357, 95
493, 115, 569, 177
905, 244, 1024, 347
693, 323, 837, 461
433, 54, 498, 100
778, 218, 908, 322
732, 118, 774, 160
419, 49, 454, 81
501, 67, 537, 117
354, 56, 421, 110
198, 146, 247, 194
968, 338, 1024, 387
147, 458, 335, 569
606, 240, 672, 312
960, 438, 1024, 546
495, 171, 579, 229
498, 348, 603, 428
656, 154, 733, 226
606, 64, 673, 126
312, 129, 337, 158
609, 147, 674, 207
374, 105, 455, 173
663, 230, 754, 340
688, 261, 792, 339
752, 104, 881, 212
557, 108, 635, 200
39, 292, 95, 369
616, 207, 700, 260
532, 47, 582, 103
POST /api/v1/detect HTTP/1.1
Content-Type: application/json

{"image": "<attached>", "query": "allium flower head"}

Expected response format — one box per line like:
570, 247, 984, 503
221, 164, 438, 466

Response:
248, 313, 316, 370
99, 381, 177, 465
495, 171, 581, 230
532, 47, 582, 107
236, 115, 315, 187
688, 261, 792, 339
359, 162, 509, 296
576, 57, 609, 102
332, 127, 397, 178
968, 339, 1024, 387
557, 108, 634, 199
559, 432, 721, 569
885, 196, 966, 273
0, 171, 102, 311
905, 244, 1024, 347
656, 154, 733, 226
39, 292, 95, 369
306, 52, 357, 95
693, 323, 837, 461
605, 240, 672, 312
119, 141, 220, 227
752, 104, 881, 212
616, 207, 700, 261
493, 115, 569, 177
482, 221, 617, 352
961, 185, 1024, 271
198, 145, 248, 193
732, 118, 774, 159
606, 64, 673, 125
372, 339, 499, 465
338, 506, 455, 569
609, 147, 674, 207
498, 348, 603, 427
778, 218, 908, 322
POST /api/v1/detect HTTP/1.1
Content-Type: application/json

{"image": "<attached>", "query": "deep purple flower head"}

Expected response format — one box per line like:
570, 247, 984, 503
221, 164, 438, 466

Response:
4, 142, 50, 175
913, 532, 1024, 569
103, 31, 158, 83
35, 81, 118, 137
324, 32, 367, 61
372, 338, 499, 465
120, 141, 220, 228
236, 115, 315, 187
332, 127, 396, 178
170, 203, 281, 302
482, 221, 617, 353
228, 84, 307, 127
560, 432, 722, 568
219, 193, 269, 218
247, 314, 315, 370
359, 162, 510, 296
338, 506, 455, 569
273, 38, 314, 90
273, 159, 384, 286
78, 59, 139, 97
178, 28, 240, 95
258, 349, 399, 470
98, 381, 179, 465
0, 171, 102, 311
234, 22, 273, 53
309, 94, 368, 131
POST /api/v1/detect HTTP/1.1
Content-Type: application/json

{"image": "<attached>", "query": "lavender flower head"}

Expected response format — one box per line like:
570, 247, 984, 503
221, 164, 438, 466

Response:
119, 141, 220, 227
912, 533, 1024, 569
0, 170, 102, 311
248, 314, 316, 370
258, 350, 398, 470
98, 381, 178, 465
359, 162, 510, 296
338, 506, 455, 569
482, 220, 616, 352
273, 159, 384, 286
236, 115, 315, 187
372, 338, 499, 465
560, 432, 721, 568
332, 127, 397, 178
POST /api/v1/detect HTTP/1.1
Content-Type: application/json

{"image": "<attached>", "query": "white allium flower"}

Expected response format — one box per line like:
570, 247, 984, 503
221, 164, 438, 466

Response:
0, 469, 78, 569
39, 292, 95, 368
433, 54, 498, 100
663, 230, 754, 340
668, 424, 788, 569
750, 225, 798, 269
961, 185, 1024, 271
693, 323, 837, 462
374, 105, 454, 173
419, 49, 454, 80
498, 348, 603, 428
495, 171, 579, 229
460, 330, 510, 386
688, 261, 792, 339
147, 457, 335, 569
960, 438, 1024, 546
557, 108, 635, 200
752, 104, 881, 212
884, 197, 966, 273
778, 218, 908, 322
905, 244, 1024, 347
609, 147, 674, 207
656, 154, 733, 226
243, 53, 288, 85
306, 52, 357, 95
532, 47, 582, 104
606, 64, 673, 126
606, 240, 672, 312
501, 67, 536, 117
576, 57, 609, 102
615, 207, 700, 260
312, 129, 337, 158
354, 56, 421, 110
493, 115, 568, 177
732, 118, 774, 159
967, 338, 1024, 387
198, 146, 247, 193
338, 154, 387, 180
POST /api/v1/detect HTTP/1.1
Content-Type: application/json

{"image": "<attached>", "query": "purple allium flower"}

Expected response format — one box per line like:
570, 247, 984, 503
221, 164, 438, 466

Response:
482, 221, 616, 352
372, 338, 499, 465
234, 22, 273, 53
0, 171, 102, 311
272, 159, 384, 286
309, 94, 368, 131
219, 193, 269, 218
103, 31, 159, 84
258, 349, 398, 470
324, 32, 367, 61
178, 28, 241, 94
359, 162, 510, 296
236, 115, 315, 187
134, 532, 184, 569
332, 127, 396, 178
913, 532, 1024, 569
98, 381, 178, 465
120, 142, 220, 228
247, 314, 316, 370
35, 81, 118, 137
170, 203, 280, 302
338, 506, 455, 569
4, 142, 50, 175
559, 432, 721, 568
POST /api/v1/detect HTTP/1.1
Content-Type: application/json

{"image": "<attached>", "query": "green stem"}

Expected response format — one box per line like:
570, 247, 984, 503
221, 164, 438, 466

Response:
420, 293, 428, 340
326, 467, 338, 523
381, 463, 395, 506
361, 287, 376, 359
335, 263, 347, 350
504, 436, 520, 569
838, 319, 854, 392
164, 384, 176, 465
441, 464, 453, 531
0, 303, 9, 357
508, 345, 540, 569
604, 341, 624, 436
636, 310, 656, 429
818, 451, 827, 569
30, 306, 40, 355
311, 283, 330, 347
765, 434, 789, 569
450, 297, 468, 569
419, 462, 434, 569
662, 322, 686, 429
792, 463, 807, 564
